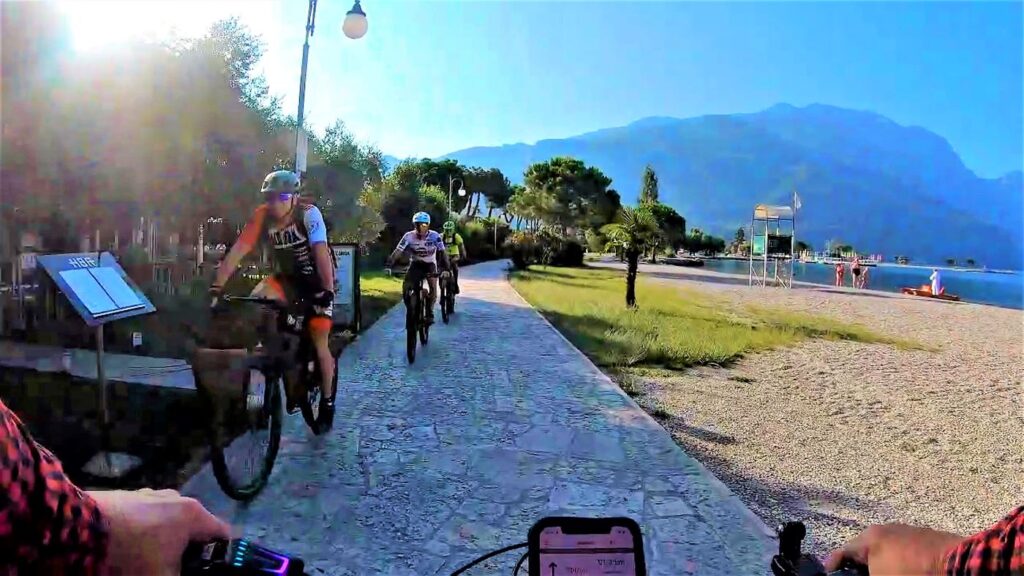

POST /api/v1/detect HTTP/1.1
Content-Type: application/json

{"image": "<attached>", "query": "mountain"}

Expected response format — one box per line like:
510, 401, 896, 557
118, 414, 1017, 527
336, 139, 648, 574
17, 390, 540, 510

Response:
436, 104, 1023, 269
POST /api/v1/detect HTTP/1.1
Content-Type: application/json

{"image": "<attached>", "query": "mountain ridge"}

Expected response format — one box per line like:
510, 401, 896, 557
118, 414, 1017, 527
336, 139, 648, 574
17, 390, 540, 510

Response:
385, 104, 1023, 268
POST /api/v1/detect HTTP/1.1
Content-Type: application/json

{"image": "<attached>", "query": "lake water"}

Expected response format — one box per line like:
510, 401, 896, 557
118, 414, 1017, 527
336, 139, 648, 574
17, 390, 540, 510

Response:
699, 259, 1024, 310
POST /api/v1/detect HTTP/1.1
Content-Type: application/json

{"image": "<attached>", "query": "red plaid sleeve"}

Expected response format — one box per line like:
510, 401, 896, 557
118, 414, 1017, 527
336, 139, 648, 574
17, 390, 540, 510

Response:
944, 505, 1024, 575
0, 399, 109, 575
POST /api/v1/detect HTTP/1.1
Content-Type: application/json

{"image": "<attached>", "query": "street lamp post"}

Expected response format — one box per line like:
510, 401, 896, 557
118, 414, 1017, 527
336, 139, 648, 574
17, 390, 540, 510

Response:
449, 176, 467, 217
295, 0, 368, 177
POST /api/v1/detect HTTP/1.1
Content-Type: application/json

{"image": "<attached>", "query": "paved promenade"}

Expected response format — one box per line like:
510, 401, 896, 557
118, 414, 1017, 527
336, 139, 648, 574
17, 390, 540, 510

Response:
182, 260, 775, 575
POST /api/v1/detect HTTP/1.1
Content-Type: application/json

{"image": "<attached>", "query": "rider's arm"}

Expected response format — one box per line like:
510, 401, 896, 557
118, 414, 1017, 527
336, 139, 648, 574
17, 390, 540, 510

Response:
942, 505, 1024, 575
0, 398, 109, 574
457, 234, 467, 260
385, 233, 411, 269
213, 206, 266, 288
303, 206, 335, 293
434, 234, 451, 271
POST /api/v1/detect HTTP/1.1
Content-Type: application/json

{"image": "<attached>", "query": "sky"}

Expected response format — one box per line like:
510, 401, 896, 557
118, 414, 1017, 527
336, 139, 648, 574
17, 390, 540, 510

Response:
56, 0, 1023, 178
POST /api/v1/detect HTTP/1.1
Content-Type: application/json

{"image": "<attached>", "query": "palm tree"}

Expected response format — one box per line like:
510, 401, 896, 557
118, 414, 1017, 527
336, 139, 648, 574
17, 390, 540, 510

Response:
602, 206, 659, 308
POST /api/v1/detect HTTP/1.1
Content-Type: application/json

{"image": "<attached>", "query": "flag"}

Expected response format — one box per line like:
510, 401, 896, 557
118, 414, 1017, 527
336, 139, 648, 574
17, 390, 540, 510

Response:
793, 189, 803, 211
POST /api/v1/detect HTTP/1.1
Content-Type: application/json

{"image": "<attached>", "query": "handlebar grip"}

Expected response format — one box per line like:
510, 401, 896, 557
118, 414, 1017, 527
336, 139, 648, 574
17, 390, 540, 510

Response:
181, 538, 306, 575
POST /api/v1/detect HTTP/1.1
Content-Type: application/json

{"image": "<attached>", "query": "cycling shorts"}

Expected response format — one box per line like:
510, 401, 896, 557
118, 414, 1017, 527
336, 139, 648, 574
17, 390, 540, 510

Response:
252, 274, 332, 337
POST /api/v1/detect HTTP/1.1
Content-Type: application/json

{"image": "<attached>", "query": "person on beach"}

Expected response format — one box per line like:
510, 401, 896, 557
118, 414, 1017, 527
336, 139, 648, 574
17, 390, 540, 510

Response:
835, 262, 845, 287
851, 255, 863, 289
859, 265, 869, 289
931, 268, 943, 295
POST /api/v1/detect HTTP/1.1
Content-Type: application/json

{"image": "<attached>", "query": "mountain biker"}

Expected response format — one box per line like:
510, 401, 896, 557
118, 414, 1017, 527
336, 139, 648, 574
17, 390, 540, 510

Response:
441, 220, 467, 294
384, 212, 450, 324
0, 398, 232, 575
210, 170, 338, 428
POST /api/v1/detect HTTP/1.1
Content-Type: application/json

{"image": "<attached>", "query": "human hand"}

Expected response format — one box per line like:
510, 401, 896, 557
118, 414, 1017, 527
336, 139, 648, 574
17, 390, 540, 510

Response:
824, 523, 963, 576
384, 268, 393, 277
440, 270, 451, 279
88, 488, 233, 576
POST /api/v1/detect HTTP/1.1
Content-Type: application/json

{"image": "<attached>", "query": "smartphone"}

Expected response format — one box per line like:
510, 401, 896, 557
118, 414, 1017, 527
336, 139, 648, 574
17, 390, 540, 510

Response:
528, 516, 647, 576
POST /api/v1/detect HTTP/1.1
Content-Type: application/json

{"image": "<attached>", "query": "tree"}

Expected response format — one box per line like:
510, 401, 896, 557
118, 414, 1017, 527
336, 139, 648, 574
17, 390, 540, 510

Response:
465, 167, 513, 219
647, 203, 685, 262
602, 206, 659, 308
795, 240, 812, 253
966, 258, 977, 267
734, 227, 746, 244
522, 157, 615, 232
945, 258, 957, 267
640, 165, 659, 205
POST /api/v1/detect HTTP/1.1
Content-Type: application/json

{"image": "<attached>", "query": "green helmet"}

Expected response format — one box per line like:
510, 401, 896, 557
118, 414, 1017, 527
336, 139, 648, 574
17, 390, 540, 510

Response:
443, 221, 456, 232
260, 170, 301, 196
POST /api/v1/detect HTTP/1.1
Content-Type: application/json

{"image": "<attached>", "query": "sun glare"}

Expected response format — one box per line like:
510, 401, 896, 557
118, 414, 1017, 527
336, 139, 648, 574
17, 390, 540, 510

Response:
54, 0, 252, 52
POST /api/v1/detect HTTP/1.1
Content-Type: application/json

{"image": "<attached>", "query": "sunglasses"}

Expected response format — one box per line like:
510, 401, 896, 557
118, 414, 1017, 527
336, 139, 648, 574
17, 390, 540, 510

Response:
264, 192, 293, 204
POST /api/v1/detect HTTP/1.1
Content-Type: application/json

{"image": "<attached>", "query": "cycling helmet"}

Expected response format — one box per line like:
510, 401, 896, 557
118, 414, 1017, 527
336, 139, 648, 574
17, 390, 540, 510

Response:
261, 170, 301, 196
443, 221, 456, 232
412, 212, 431, 225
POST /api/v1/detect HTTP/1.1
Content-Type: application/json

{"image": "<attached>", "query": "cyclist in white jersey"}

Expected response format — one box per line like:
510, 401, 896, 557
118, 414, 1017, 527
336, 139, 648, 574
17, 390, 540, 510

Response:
385, 212, 451, 323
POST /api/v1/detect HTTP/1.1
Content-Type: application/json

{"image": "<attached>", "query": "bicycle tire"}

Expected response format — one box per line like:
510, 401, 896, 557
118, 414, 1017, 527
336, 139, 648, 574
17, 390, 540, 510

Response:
208, 370, 282, 501
419, 289, 429, 345
299, 364, 321, 435
406, 290, 418, 363
440, 281, 450, 324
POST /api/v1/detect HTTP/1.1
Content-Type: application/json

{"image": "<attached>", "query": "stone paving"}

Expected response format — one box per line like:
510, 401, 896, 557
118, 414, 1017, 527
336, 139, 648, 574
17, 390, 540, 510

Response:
182, 260, 775, 575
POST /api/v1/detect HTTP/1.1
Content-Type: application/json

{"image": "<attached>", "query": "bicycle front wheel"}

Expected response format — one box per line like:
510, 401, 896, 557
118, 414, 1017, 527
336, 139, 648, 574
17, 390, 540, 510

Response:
209, 368, 282, 501
406, 291, 418, 363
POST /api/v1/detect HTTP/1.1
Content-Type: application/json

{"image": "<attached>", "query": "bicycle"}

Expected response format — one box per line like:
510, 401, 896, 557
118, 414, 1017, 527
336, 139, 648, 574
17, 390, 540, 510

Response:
189, 295, 346, 501
440, 266, 456, 323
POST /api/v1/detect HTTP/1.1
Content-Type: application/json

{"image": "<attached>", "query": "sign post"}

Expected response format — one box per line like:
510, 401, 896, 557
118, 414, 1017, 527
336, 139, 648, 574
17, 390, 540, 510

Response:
37, 252, 156, 478
330, 243, 361, 333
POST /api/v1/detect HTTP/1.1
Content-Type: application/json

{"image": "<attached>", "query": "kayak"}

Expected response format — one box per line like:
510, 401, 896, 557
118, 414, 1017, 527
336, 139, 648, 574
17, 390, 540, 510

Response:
900, 287, 961, 302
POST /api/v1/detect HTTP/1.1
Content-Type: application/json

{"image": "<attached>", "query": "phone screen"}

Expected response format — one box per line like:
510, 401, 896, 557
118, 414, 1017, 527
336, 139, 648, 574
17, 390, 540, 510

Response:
537, 525, 639, 575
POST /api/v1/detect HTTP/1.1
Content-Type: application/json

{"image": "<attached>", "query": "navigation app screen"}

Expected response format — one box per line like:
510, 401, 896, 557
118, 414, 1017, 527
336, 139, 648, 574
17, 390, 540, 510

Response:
537, 525, 638, 575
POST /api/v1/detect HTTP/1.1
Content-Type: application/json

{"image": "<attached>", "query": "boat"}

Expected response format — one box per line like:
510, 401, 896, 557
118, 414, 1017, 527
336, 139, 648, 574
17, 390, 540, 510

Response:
900, 286, 961, 302
665, 256, 705, 267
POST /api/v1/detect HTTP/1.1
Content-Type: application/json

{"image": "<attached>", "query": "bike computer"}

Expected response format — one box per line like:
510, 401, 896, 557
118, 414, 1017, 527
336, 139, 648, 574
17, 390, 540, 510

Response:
529, 517, 647, 576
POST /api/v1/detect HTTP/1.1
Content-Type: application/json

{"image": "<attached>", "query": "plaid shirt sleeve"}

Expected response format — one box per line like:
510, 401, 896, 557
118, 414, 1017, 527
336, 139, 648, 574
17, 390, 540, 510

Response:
944, 505, 1024, 575
0, 399, 109, 575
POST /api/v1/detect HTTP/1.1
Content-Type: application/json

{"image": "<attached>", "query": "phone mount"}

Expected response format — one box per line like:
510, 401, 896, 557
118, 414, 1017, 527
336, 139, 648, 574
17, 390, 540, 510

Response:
770, 521, 865, 576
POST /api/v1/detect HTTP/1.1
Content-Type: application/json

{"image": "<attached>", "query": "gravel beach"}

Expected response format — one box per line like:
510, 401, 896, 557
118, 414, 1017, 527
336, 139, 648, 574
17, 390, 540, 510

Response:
595, 260, 1024, 558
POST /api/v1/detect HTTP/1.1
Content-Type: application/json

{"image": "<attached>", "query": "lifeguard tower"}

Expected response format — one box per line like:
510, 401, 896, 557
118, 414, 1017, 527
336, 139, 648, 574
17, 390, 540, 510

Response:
748, 204, 796, 288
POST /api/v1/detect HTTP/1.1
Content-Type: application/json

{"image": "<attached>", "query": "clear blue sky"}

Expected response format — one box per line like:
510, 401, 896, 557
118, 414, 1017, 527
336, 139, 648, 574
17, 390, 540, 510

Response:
67, 1, 1023, 178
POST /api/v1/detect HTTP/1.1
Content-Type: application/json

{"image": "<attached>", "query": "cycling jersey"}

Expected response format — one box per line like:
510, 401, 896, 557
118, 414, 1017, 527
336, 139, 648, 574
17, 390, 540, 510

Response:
442, 232, 464, 258
395, 230, 446, 265
236, 202, 330, 285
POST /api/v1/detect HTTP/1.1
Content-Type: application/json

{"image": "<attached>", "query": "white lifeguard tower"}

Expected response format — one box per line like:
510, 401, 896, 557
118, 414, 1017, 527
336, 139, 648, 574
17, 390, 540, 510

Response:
748, 204, 796, 288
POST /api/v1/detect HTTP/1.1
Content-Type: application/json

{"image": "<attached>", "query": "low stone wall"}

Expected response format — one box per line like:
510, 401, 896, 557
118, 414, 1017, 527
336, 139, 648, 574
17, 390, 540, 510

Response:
0, 367, 208, 488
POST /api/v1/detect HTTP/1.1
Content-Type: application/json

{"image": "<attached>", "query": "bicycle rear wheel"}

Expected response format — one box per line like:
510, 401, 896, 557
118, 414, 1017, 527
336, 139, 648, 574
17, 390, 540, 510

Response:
299, 366, 322, 435
208, 368, 282, 501
440, 281, 450, 324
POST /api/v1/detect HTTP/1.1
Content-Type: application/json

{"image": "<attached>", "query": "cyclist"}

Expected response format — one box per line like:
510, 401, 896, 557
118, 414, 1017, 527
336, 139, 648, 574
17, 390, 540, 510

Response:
440, 220, 467, 294
384, 212, 450, 324
210, 170, 338, 428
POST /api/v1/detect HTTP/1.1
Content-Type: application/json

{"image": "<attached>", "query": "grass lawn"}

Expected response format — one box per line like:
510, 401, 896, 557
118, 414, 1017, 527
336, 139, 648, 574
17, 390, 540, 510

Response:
360, 271, 403, 328
511, 265, 918, 370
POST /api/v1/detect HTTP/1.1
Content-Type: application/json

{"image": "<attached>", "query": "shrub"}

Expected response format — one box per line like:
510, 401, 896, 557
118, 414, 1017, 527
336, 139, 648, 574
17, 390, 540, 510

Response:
504, 229, 584, 269
505, 231, 541, 270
